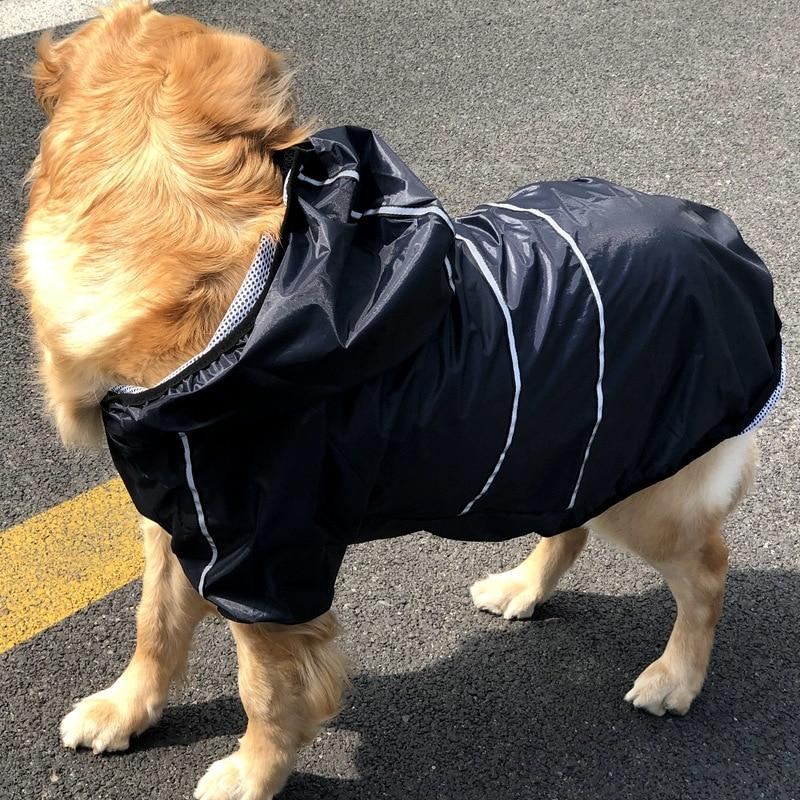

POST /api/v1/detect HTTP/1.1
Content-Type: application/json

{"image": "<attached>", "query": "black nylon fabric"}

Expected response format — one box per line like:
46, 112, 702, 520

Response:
102, 126, 783, 625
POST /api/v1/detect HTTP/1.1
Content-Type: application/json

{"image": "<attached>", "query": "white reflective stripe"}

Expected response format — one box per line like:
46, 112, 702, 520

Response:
282, 170, 291, 205
179, 432, 218, 598
350, 204, 456, 292
297, 168, 361, 186
485, 201, 606, 510
444, 255, 456, 293
457, 234, 522, 515
351, 204, 455, 233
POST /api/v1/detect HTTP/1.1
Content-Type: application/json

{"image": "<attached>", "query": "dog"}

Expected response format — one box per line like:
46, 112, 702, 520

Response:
14, 3, 783, 799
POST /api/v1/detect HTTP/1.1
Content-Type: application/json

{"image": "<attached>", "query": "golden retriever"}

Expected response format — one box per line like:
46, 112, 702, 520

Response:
15, 3, 761, 798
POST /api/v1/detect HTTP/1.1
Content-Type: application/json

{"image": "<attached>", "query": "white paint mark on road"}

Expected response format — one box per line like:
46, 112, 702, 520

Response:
0, 0, 167, 41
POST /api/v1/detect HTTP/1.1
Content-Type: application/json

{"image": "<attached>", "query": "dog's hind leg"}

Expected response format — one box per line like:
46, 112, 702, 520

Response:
590, 433, 757, 716
194, 614, 348, 800
60, 517, 213, 753
471, 526, 589, 619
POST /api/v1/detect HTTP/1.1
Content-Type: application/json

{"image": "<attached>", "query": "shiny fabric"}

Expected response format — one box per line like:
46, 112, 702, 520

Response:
102, 127, 783, 624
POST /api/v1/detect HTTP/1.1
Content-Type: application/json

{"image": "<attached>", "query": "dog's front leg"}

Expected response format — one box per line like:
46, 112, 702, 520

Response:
195, 613, 347, 800
60, 518, 213, 752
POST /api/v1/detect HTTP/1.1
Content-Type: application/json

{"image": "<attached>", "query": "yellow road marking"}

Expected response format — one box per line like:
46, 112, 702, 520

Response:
0, 478, 142, 654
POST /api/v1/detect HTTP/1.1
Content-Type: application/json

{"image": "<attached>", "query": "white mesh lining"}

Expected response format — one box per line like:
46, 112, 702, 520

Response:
740, 348, 786, 434
207, 235, 275, 349
113, 235, 275, 394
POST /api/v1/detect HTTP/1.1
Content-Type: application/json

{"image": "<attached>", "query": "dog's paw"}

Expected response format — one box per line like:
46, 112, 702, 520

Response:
60, 686, 161, 754
194, 753, 273, 800
624, 658, 703, 716
470, 568, 545, 620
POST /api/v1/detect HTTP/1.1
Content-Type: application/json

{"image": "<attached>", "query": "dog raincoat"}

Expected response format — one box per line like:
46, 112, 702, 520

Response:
102, 127, 784, 624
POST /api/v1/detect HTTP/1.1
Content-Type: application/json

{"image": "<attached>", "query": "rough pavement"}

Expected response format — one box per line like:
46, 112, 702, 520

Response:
1, 1, 798, 798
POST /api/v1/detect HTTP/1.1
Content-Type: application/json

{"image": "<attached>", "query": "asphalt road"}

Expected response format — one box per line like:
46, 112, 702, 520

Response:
1, 1, 798, 798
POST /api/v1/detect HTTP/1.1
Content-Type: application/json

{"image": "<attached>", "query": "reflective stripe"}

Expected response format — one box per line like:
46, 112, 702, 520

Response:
444, 255, 456, 293
297, 168, 361, 186
179, 432, 217, 597
282, 171, 291, 204
350, 203, 456, 293
351, 203, 455, 233
485, 202, 606, 510
456, 234, 522, 515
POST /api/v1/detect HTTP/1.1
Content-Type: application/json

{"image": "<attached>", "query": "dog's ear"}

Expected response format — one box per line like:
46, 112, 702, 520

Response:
166, 31, 311, 151
32, 32, 68, 117
32, 4, 154, 118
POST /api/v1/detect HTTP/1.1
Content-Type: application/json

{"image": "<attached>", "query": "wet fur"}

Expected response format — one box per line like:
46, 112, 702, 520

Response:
15, 3, 759, 798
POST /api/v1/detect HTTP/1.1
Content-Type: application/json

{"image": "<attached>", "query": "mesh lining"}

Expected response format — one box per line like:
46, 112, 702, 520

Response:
741, 349, 786, 434
207, 236, 274, 349
113, 235, 275, 394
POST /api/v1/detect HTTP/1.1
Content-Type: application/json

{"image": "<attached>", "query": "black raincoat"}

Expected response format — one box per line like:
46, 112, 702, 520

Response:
102, 127, 784, 625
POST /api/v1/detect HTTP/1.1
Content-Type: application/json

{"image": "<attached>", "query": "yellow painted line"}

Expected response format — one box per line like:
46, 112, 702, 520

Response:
0, 478, 143, 654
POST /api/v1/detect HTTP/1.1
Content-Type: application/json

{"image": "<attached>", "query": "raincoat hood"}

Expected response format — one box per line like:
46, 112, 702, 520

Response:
102, 126, 784, 624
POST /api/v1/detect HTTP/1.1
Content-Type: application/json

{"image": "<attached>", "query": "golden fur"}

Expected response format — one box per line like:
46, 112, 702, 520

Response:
17, 0, 310, 444
15, 3, 759, 799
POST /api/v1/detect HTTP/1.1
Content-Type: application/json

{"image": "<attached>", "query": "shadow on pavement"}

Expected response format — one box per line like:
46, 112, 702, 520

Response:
139, 569, 799, 800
